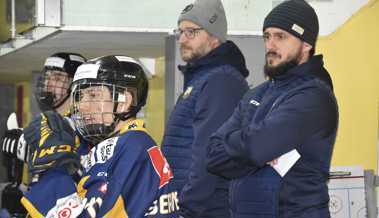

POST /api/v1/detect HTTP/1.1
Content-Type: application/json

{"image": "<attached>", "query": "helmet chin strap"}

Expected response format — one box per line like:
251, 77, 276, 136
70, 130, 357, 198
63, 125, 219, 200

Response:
114, 110, 136, 121
37, 92, 55, 111
52, 92, 70, 111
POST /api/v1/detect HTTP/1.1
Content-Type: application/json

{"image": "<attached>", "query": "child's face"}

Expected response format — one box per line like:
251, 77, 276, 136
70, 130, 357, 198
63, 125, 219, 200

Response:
75, 85, 115, 126
42, 70, 72, 106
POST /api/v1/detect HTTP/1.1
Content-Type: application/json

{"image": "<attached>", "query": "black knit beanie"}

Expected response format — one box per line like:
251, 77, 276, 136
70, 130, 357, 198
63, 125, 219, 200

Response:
263, 0, 319, 47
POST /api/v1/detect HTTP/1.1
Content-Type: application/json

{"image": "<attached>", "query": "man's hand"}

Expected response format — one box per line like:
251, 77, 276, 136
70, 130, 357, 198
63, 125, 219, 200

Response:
267, 159, 278, 167
24, 111, 80, 177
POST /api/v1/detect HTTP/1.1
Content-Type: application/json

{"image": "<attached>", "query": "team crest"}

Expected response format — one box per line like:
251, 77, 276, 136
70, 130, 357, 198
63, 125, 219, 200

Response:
182, 86, 193, 99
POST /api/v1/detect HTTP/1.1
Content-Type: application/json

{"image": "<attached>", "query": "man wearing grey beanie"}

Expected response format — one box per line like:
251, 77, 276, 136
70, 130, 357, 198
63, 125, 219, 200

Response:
161, 0, 249, 217
207, 0, 338, 217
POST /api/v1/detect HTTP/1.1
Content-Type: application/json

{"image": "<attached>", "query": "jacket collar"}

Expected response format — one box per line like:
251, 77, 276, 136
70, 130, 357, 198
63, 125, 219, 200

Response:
178, 41, 249, 85
119, 119, 147, 134
271, 55, 333, 90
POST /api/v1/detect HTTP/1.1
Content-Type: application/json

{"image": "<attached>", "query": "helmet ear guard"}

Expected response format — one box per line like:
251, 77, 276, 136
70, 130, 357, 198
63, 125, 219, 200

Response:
112, 86, 142, 121
70, 55, 149, 144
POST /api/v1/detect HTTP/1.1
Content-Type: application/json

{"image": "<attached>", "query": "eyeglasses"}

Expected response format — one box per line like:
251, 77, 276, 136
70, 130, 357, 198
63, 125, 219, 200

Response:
173, 28, 204, 40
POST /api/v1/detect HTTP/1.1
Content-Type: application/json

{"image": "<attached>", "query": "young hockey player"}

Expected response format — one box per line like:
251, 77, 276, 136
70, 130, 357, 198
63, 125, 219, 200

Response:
0, 52, 85, 217
21, 55, 179, 218
1, 52, 86, 161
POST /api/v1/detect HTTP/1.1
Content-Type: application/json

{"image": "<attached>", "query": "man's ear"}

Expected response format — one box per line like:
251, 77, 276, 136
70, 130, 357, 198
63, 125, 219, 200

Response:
209, 35, 221, 49
302, 42, 312, 54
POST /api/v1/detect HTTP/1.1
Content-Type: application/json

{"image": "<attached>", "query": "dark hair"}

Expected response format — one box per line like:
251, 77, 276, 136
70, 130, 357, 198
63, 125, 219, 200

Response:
309, 48, 315, 57
309, 41, 316, 57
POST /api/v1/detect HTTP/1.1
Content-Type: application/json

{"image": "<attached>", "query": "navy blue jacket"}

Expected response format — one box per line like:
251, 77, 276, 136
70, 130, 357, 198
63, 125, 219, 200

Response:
161, 41, 249, 218
207, 55, 338, 218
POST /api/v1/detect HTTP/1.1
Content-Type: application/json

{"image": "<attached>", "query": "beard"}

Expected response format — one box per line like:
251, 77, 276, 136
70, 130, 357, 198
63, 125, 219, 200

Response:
264, 50, 301, 79
180, 41, 212, 63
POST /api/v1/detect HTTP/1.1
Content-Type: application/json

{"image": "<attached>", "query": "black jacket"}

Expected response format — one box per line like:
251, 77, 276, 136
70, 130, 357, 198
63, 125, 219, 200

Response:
207, 55, 338, 218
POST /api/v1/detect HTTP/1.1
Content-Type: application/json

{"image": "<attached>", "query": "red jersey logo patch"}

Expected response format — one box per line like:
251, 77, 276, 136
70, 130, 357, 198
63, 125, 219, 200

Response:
148, 146, 173, 188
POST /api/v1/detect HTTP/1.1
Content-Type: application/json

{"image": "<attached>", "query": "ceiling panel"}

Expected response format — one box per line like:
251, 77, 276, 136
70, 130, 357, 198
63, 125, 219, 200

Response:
0, 31, 168, 78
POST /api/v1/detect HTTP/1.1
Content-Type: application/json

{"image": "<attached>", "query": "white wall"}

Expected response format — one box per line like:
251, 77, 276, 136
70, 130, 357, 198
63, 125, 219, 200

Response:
308, 0, 369, 35
61, 0, 369, 35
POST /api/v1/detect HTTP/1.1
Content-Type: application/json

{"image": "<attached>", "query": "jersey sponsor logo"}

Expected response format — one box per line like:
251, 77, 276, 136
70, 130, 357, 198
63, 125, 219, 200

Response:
96, 137, 117, 163
46, 193, 84, 218
58, 206, 73, 218
81, 137, 118, 171
147, 146, 173, 188
81, 149, 95, 172
145, 191, 179, 216
96, 171, 108, 177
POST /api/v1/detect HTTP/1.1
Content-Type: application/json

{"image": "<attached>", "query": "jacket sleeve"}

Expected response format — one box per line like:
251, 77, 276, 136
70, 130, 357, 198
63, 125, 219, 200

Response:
179, 73, 248, 217
224, 85, 337, 167
206, 99, 258, 179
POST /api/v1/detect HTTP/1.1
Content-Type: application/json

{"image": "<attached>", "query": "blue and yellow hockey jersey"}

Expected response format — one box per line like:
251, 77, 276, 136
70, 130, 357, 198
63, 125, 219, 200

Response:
21, 119, 179, 218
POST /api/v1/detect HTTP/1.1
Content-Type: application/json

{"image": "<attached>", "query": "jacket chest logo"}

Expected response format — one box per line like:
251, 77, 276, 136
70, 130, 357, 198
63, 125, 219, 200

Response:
182, 86, 193, 99
249, 99, 260, 106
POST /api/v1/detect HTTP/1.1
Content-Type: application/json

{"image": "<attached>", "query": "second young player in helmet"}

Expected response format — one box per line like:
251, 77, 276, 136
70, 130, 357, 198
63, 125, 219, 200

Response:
35, 52, 86, 114
21, 55, 179, 218
1, 52, 86, 161
0, 52, 85, 217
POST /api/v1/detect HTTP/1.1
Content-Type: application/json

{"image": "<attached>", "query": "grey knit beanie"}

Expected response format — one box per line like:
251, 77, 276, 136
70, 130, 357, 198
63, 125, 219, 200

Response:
178, 0, 227, 43
263, 0, 319, 46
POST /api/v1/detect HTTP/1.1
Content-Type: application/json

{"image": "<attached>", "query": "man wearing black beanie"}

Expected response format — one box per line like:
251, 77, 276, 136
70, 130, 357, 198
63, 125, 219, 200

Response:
206, 0, 339, 217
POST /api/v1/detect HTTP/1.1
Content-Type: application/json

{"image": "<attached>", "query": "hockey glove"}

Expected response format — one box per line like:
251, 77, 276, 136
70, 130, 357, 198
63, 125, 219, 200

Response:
23, 111, 80, 178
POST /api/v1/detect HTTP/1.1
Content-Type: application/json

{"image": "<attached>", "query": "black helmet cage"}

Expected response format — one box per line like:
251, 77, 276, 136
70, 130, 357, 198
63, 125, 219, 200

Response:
35, 52, 86, 111
70, 55, 148, 145
35, 69, 72, 111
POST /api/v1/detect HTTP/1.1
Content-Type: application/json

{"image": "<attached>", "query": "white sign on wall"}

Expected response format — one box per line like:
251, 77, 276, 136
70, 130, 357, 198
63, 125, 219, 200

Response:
328, 166, 367, 218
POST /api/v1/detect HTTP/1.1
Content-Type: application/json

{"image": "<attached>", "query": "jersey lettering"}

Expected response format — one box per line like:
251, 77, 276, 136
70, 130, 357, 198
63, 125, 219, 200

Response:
145, 191, 179, 216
